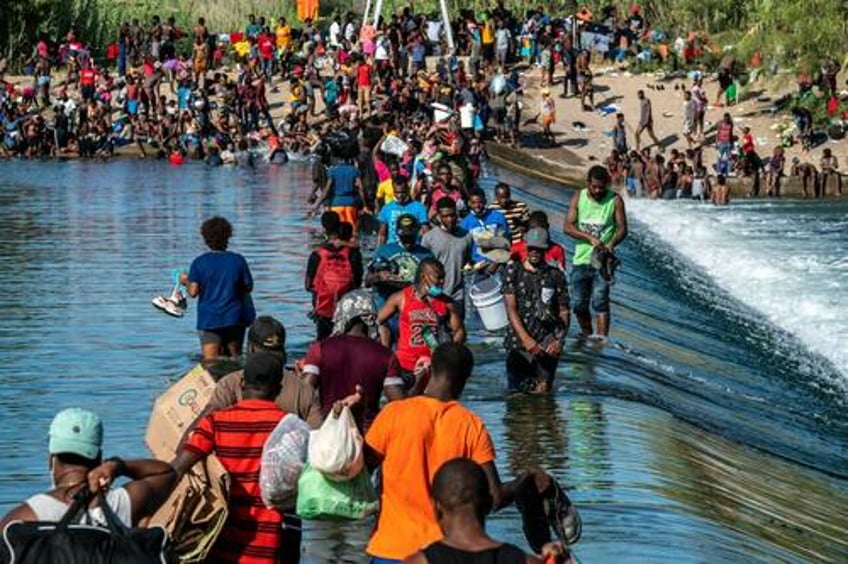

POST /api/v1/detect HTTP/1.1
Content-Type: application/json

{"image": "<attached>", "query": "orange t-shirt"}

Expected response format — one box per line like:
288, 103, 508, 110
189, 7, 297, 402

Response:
364, 396, 496, 560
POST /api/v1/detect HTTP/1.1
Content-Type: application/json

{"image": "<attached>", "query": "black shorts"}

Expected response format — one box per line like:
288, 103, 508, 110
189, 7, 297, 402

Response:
506, 349, 559, 392
199, 325, 246, 348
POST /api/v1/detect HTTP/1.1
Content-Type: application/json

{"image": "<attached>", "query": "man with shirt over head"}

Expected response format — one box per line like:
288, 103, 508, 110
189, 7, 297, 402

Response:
301, 289, 405, 433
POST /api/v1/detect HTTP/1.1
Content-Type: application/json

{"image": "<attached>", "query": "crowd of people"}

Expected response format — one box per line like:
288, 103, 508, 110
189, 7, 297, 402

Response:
1, 1, 843, 202
1, 2, 844, 563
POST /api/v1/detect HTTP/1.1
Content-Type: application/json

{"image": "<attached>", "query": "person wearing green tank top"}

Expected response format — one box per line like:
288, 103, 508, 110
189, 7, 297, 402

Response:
563, 166, 628, 336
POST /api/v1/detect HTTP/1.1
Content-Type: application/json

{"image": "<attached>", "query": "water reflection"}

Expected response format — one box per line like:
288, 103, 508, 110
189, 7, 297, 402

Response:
0, 160, 845, 563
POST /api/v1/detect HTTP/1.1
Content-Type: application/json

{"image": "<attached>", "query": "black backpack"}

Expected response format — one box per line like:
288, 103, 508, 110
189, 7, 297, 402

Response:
1, 490, 173, 564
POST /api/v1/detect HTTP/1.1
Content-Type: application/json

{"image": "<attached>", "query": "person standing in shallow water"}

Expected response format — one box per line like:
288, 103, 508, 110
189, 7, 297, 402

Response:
181, 216, 255, 361
563, 166, 628, 337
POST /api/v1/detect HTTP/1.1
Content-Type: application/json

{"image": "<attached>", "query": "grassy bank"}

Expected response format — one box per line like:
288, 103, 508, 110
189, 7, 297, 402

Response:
3, 0, 846, 76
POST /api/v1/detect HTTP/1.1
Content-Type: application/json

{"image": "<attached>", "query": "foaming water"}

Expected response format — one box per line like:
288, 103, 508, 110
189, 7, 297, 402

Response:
627, 197, 848, 382
0, 159, 845, 563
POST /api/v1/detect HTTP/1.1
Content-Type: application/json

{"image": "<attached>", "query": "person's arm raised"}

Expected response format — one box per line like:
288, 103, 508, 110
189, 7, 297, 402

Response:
87, 458, 177, 527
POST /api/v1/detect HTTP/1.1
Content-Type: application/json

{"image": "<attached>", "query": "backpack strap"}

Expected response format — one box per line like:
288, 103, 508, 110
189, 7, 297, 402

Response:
95, 490, 130, 534
56, 488, 93, 529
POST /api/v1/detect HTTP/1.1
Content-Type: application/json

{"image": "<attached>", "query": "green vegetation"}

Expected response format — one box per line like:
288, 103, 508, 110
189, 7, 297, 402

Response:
2, 0, 846, 74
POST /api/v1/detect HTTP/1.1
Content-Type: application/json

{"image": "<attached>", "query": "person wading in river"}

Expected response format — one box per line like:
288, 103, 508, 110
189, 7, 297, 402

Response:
0, 408, 175, 530
563, 165, 628, 336
504, 227, 570, 394
402, 458, 568, 564
181, 216, 256, 362
363, 343, 563, 563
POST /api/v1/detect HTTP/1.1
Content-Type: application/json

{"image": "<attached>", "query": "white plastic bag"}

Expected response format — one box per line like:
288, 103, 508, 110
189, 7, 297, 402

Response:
259, 414, 311, 510
380, 134, 409, 157
307, 406, 363, 482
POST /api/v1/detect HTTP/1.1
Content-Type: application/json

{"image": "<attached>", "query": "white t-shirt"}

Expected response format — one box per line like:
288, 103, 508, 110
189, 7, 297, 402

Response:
26, 487, 133, 527
375, 37, 391, 61
344, 22, 356, 42
495, 29, 511, 50
426, 21, 443, 43
329, 21, 341, 46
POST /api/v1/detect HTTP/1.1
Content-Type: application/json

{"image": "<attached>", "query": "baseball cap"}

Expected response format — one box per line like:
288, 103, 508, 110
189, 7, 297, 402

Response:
243, 351, 284, 388
525, 227, 550, 249
248, 316, 286, 350
48, 408, 103, 460
396, 213, 420, 235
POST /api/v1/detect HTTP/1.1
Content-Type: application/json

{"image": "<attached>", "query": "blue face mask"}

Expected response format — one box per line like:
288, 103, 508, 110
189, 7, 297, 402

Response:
427, 285, 444, 297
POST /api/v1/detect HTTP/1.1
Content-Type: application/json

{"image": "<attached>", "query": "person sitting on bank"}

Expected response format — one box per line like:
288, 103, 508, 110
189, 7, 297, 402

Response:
0, 408, 176, 529
402, 458, 567, 564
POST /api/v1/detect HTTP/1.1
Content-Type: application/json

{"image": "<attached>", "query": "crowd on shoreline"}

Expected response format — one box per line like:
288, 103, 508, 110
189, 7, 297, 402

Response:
2, 2, 845, 199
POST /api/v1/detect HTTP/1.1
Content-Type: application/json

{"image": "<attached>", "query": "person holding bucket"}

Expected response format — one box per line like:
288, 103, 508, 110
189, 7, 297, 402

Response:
503, 227, 570, 394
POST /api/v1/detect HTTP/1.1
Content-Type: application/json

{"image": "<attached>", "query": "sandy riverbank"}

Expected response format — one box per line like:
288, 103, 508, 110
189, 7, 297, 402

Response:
506, 64, 847, 198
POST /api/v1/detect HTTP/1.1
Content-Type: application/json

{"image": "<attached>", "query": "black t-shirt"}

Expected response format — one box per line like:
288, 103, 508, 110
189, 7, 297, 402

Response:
503, 260, 569, 350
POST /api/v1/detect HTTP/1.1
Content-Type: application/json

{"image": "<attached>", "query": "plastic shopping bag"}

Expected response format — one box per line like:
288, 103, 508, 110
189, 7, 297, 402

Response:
295, 464, 378, 520
380, 134, 409, 157
307, 405, 363, 481
259, 414, 311, 510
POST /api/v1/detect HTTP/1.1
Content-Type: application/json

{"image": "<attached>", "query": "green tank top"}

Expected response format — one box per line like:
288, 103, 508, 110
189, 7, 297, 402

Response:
573, 189, 617, 266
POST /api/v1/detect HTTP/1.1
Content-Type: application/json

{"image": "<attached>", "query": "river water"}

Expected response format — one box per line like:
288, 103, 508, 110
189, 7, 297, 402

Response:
0, 158, 845, 563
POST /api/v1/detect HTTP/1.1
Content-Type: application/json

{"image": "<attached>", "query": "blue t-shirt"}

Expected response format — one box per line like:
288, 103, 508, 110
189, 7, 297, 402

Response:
188, 251, 255, 330
377, 200, 429, 244
460, 209, 510, 263
328, 164, 360, 207
369, 242, 434, 307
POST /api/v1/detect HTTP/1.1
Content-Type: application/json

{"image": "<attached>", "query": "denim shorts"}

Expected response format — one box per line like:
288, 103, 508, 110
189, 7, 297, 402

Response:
570, 264, 610, 314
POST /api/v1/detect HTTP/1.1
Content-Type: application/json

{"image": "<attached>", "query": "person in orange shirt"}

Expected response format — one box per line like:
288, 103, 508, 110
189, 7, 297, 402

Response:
364, 343, 557, 563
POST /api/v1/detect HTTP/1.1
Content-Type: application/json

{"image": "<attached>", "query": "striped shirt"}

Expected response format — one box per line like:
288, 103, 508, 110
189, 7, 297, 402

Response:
185, 399, 286, 564
488, 201, 530, 244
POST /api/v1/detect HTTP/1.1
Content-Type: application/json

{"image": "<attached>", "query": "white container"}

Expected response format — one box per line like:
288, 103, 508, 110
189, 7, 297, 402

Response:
460, 103, 475, 129
432, 103, 452, 122
469, 276, 508, 331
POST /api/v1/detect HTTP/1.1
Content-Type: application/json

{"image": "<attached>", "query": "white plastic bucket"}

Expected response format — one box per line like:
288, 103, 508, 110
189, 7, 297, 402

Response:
432, 103, 452, 122
460, 104, 475, 129
470, 276, 508, 331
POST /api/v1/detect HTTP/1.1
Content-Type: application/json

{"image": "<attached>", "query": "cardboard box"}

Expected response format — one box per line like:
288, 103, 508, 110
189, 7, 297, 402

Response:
146, 364, 216, 461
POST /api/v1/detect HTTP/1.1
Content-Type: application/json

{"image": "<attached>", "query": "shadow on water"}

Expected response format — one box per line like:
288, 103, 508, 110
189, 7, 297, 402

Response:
0, 159, 845, 563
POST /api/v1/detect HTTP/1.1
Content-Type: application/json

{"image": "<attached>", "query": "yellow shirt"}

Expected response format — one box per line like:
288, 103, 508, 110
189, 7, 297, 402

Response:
376, 178, 395, 204
275, 25, 291, 49
482, 22, 495, 45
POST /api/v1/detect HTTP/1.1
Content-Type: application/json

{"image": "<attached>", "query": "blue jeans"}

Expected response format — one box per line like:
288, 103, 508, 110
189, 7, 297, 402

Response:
570, 264, 610, 315
370, 559, 402, 564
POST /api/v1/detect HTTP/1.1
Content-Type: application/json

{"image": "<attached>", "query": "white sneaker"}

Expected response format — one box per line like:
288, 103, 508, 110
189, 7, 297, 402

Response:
152, 295, 187, 318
